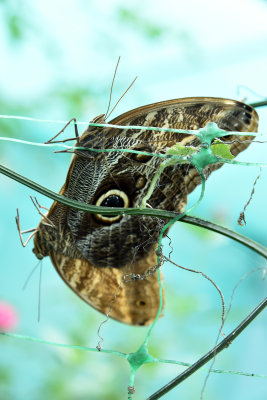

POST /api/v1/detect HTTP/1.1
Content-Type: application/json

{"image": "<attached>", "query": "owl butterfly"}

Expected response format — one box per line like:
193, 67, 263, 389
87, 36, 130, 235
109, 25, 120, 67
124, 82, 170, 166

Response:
32, 97, 258, 325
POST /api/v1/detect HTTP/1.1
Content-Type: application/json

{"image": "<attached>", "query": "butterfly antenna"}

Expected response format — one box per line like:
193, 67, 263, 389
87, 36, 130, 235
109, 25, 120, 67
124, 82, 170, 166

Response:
22, 260, 43, 322
22, 261, 41, 291
106, 76, 138, 120
105, 56, 121, 119
38, 262, 43, 323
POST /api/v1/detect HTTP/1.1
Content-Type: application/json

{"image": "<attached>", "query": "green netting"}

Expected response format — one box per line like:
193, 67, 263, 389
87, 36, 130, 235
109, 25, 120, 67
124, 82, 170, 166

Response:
0, 116, 267, 399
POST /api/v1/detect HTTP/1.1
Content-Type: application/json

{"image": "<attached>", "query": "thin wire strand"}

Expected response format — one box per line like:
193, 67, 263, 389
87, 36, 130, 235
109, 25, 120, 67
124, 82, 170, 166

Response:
0, 115, 264, 139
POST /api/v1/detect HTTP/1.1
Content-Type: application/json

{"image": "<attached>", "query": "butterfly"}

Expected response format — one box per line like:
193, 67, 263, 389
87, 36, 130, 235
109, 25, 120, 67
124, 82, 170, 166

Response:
29, 97, 258, 325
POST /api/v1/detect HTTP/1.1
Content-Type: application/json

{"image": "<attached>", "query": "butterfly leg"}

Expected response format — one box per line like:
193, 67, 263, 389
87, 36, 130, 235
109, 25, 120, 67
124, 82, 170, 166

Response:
15, 196, 56, 247
44, 117, 79, 144
30, 196, 55, 228
32, 196, 49, 212
15, 208, 38, 247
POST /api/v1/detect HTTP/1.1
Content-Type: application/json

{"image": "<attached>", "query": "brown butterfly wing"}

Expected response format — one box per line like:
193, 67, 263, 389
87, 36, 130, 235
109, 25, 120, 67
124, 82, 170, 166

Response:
107, 97, 258, 194
50, 247, 162, 325
108, 97, 258, 137
61, 97, 258, 264
34, 97, 258, 325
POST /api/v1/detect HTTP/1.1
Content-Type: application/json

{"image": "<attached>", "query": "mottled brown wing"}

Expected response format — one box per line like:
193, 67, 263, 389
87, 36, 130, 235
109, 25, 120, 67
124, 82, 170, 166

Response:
33, 97, 258, 326
50, 247, 162, 326
57, 97, 258, 265
107, 97, 258, 194
108, 96, 258, 138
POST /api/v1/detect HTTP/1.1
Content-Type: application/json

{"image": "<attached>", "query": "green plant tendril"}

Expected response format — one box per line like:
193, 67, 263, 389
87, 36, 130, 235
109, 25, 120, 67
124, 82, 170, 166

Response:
0, 330, 265, 382
125, 122, 266, 392
1, 120, 267, 398
0, 330, 266, 400
1, 161, 267, 261
0, 329, 260, 377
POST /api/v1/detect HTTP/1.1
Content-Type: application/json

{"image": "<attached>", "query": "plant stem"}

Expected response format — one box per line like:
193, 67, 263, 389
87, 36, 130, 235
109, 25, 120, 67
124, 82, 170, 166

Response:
1, 163, 266, 259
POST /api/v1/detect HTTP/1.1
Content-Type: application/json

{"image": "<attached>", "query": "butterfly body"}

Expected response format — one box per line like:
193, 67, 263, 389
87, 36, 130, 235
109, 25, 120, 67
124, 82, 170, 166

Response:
33, 97, 258, 325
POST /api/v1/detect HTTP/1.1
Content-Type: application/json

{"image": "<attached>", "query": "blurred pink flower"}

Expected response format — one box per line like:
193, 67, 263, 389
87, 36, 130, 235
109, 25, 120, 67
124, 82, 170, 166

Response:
0, 301, 18, 331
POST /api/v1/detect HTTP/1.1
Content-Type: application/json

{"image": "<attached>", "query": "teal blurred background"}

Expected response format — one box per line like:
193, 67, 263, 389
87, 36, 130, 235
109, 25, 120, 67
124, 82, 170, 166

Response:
0, 1, 267, 399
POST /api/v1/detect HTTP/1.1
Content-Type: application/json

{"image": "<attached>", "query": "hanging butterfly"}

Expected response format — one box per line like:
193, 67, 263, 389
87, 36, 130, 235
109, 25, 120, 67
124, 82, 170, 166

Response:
18, 97, 258, 325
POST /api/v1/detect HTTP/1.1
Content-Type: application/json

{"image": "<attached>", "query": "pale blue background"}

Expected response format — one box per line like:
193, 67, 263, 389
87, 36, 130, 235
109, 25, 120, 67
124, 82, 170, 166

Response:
0, 1, 266, 399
